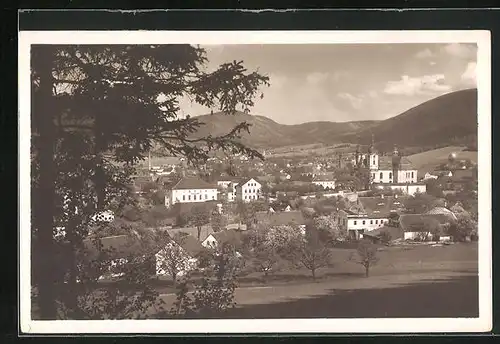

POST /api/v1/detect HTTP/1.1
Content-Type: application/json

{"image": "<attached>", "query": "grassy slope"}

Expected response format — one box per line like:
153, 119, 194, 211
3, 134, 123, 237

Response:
407, 146, 478, 174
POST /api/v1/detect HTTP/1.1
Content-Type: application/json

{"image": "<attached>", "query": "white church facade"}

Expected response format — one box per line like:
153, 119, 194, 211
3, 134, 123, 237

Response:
355, 142, 419, 188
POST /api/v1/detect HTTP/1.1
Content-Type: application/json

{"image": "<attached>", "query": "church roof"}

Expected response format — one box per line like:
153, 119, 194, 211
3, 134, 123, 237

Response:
378, 156, 415, 170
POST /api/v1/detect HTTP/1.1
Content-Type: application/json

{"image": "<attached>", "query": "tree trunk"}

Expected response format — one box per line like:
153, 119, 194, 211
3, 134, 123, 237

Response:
311, 268, 316, 281
365, 264, 370, 277
32, 46, 58, 320
197, 226, 201, 241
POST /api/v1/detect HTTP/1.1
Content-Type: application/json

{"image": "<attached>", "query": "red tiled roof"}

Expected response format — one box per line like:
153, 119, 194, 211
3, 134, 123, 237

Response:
172, 176, 216, 190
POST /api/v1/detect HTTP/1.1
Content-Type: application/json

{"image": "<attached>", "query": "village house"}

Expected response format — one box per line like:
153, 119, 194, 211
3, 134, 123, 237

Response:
83, 233, 208, 279
398, 213, 454, 241
165, 176, 218, 206
425, 206, 458, 221
255, 210, 307, 234
312, 174, 336, 190
235, 178, 262, 203
155, 234, 206, 276
336, 195, 406, 239
201, 228, 244, 250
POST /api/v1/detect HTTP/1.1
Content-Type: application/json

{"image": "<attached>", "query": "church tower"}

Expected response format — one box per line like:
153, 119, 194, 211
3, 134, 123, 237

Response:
368, 134, 379, 171
355, 145, 360, 168
392, 145, 401, 183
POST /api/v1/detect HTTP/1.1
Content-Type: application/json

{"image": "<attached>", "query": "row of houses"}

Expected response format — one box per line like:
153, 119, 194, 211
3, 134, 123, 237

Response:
336, 193, 467, 241
163, 176, 265, 206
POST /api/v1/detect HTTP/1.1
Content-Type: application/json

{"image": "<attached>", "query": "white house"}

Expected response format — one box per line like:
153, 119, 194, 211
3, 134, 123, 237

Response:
167, 176, 218, 205
235, 178, 262, 203
312, 175, 336, 190
336, 195, 406, 239
399, 213, 455, 241
423, 172, 439, 180
155, 235, 205, 277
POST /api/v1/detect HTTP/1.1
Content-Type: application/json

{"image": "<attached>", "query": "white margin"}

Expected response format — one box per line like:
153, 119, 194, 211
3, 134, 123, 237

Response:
18, 30, 492, 334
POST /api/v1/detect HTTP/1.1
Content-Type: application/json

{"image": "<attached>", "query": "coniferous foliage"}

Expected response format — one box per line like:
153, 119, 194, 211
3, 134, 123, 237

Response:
30, 44, 269, 319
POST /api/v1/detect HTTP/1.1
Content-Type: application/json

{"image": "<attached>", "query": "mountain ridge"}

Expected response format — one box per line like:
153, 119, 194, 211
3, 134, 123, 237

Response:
189, 88, 478, 151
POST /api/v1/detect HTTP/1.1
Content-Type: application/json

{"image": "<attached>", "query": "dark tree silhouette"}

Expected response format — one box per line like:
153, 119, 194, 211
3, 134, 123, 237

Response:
30, 44, 269, 319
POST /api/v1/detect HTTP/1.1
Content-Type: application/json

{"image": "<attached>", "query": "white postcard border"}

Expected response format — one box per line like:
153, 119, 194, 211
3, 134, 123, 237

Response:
19, 30, 492, 334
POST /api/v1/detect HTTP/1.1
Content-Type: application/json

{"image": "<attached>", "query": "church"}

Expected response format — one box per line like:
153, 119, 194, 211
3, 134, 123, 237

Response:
354, 140, 419, 186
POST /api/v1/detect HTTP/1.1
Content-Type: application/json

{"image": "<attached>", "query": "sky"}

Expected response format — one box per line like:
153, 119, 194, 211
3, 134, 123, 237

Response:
179, 43, 477, 125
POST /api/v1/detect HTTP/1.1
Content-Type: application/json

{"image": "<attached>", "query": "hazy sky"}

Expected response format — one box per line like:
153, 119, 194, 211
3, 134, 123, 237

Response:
179, 43, 477, 125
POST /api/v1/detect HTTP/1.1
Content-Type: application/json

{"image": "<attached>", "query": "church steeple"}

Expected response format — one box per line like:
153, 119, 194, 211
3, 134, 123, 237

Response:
368, 133, 376, 154
392, 145, 401, 183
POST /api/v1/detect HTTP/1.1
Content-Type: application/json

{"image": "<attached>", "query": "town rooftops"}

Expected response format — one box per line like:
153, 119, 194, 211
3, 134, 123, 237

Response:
425, 206, 457, 220
357, 196, 407, 218
378, 156, 415, 170
82, 234, 155, 260
173, 234, 206, 257
451, 169, 476, 182
255, 210, 306, 227
234, 177, 261, 187
312, 174, 336, 182
398, 213, 455, 232
171, 176, 217, 190
212, 229, 244, 248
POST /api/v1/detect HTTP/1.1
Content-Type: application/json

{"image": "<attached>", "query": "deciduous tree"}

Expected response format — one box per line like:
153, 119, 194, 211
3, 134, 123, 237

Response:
289, 227, 333, 280
352, 239, 379, 277
189, 204, 211, 241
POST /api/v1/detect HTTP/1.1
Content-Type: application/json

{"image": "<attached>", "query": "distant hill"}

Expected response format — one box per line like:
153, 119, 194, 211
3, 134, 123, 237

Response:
182, 88, 477, 151
191, 111, 377, 148
338, 88, 478, 152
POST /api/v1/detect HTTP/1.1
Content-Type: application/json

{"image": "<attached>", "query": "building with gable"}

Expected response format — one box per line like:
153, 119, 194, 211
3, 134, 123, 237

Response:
235, 178, 262, 203
166, 176, 218, 206
312, 174, 336, 190
336, 195, 407, 239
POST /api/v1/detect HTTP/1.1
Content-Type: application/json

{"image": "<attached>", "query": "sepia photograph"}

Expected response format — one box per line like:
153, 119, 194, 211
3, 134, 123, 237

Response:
19, 30, 491, 334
